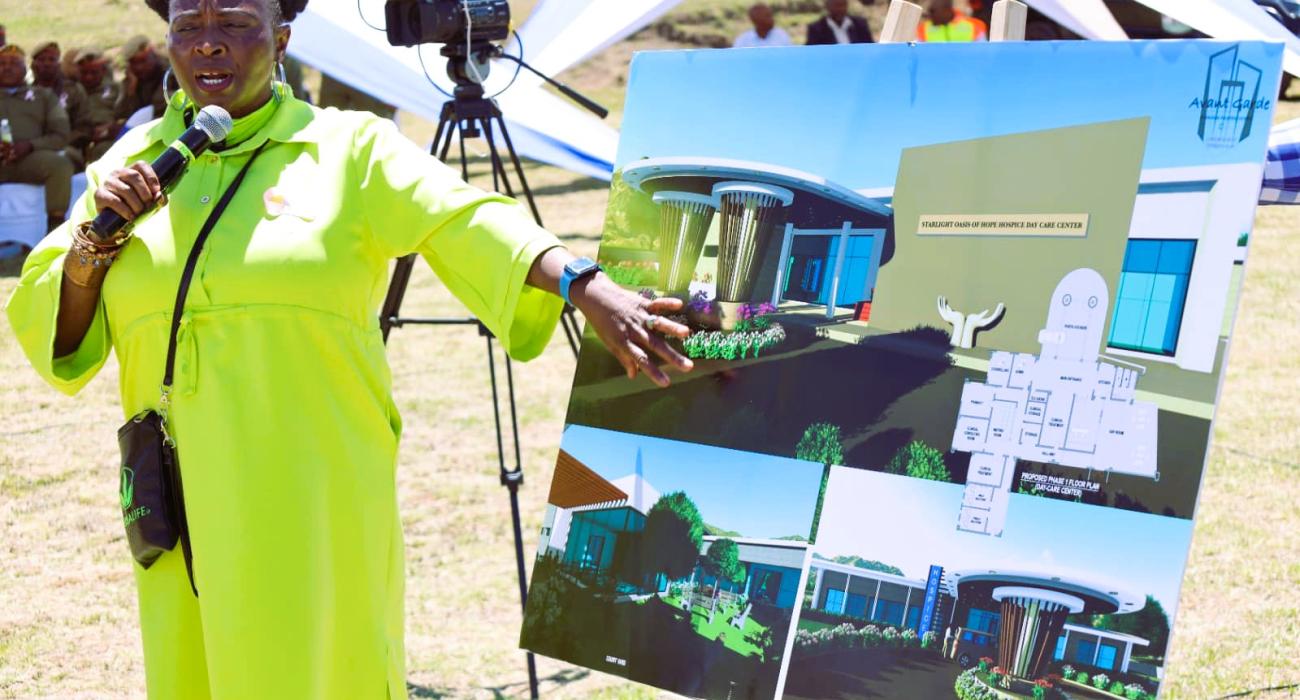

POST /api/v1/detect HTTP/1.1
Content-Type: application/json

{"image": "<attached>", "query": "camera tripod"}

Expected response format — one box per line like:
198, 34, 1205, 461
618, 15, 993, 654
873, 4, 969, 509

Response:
378, 42, 597, 700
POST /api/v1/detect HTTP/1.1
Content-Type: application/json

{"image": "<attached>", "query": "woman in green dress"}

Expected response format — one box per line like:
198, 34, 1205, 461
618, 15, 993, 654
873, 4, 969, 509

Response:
5, 0, 692, 697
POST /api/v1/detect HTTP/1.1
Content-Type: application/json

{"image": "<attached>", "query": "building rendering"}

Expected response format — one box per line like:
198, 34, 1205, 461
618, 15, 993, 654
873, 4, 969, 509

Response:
690, 536, 807, 611
614, 119, 1253, 392
621, 157, 891, 322
876, 119, 1252, 395
535, 449, 660, 568
537, 449, 808, 611
805, 559, 1151, 678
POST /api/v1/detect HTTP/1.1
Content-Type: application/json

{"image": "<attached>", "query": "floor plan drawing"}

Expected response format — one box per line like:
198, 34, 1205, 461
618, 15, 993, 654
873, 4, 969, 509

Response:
951, 269, 1159, 536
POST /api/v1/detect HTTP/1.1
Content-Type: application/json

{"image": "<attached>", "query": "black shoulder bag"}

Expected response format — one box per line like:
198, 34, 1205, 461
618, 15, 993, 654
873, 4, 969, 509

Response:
116, 143, 265, 597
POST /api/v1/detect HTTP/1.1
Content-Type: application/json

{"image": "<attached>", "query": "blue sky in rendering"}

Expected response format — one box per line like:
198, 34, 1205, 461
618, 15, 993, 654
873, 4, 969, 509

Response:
814, 469, 1193, 614
616, 41, 1282, 190
561, 424, 823, 540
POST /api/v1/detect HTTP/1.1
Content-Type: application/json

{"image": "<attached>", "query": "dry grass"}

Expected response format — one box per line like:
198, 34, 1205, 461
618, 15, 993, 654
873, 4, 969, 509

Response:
1159, 102, 1300, 700
1, 2, 1299, 698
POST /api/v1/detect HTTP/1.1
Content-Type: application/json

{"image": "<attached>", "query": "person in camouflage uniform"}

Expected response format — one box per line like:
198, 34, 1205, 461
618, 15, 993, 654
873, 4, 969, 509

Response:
30, 41, 94, 171
114, 35, 170, 126
75, 48, 120, 166
0, 45, 73, 232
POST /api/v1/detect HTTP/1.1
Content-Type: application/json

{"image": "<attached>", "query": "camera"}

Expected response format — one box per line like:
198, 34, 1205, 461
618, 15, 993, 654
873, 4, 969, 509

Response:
384, 0, 511, 47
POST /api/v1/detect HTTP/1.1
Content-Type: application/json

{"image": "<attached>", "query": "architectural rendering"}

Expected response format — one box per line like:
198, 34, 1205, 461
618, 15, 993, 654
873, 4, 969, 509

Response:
522, 426, 822, 700
536, 39, 1281, 699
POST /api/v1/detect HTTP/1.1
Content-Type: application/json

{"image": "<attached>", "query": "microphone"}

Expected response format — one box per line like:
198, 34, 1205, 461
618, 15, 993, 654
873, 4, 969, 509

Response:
90, 105, 234, 239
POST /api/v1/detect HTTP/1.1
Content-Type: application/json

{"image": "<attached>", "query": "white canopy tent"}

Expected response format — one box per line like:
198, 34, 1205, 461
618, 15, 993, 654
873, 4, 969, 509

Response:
1131, 0, 1300, 77
288, 1, 686, 180
511, 0, 685, 84
1024, 0, 1128, 40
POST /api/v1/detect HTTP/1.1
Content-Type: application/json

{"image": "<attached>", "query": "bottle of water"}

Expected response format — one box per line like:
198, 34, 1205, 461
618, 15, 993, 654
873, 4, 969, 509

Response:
0, 118, 12, 144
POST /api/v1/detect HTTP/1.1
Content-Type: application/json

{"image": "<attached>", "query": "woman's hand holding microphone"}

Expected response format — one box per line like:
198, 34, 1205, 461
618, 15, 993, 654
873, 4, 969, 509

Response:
92, 161, 164, 239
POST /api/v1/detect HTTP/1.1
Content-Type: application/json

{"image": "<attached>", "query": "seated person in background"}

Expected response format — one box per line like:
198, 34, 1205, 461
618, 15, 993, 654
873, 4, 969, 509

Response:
30, 41, 93, 171
0, 25, 6, 49
61, 45, 83, 82
918, 0, 988, 42
74, 49, 120, 166
807, 0, 874, 45
0, 44, 74, 232
114, 35, 169, 126
734, 4, 793, 48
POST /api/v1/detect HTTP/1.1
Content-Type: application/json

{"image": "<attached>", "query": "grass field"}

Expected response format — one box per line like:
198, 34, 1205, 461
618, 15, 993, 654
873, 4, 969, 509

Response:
1, 2, 1299, 699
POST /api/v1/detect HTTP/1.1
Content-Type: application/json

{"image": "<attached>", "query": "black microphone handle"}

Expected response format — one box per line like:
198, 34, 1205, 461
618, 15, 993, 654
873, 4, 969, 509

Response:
89, 127, 216, 239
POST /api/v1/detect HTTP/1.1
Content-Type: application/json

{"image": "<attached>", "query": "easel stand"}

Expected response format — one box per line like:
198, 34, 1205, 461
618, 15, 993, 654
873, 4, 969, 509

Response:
378, 44, 587, 700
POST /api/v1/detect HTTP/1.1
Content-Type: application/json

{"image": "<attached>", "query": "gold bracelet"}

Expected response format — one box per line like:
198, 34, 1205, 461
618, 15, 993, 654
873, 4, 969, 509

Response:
65, 222, 130, 288
70, 221, 131, 252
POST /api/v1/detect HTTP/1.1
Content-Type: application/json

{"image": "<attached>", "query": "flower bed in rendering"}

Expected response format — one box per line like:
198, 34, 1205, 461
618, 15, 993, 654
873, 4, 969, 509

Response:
792, 621, 937, 657
679, 295, 786, 360
955, 667, 1070, 700
1057, 664, 1155, 700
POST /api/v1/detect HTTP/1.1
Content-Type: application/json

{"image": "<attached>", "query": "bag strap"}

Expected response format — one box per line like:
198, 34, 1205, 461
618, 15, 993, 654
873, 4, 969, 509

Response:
156, 143, 265, 599
161, 142, 267, 403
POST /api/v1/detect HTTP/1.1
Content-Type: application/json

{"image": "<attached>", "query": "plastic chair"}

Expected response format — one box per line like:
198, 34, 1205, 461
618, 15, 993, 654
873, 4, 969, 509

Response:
0, 184, 47, 248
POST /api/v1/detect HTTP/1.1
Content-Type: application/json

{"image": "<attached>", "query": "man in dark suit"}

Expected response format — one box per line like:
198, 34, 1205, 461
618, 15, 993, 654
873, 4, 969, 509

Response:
806, 0, 874, 45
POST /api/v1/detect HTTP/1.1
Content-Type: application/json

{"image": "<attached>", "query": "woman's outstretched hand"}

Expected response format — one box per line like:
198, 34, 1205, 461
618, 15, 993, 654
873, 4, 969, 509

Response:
570, 274, 694, 387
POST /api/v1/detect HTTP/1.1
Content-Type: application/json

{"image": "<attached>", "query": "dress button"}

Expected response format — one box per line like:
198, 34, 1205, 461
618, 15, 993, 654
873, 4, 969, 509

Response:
200, 195, 212, 204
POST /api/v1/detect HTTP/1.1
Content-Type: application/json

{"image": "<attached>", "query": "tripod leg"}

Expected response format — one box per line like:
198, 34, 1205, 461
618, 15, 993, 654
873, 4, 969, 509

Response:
485, 334, 541, 700
437, 108, 459, 163
379, 255, 417, 342
480, 117, 514, 200
432, 101, 453, 159
482, 112, 582, 359
457, 119, 470, 182
479, 118, 504, 195
488, 111, 543, 226
384, 109, 464, 340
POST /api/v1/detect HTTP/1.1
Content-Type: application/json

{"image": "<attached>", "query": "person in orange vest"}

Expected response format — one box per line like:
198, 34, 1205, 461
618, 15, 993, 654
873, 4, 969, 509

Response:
918, 0, 988, 42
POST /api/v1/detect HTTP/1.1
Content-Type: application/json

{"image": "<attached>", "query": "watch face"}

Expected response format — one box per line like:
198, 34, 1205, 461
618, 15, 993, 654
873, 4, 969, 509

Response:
567, 258, 599, 276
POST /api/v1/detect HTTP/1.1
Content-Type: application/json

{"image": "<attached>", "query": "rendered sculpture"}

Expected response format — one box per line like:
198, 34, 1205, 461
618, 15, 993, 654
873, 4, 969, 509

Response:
938, 296, 1006, 349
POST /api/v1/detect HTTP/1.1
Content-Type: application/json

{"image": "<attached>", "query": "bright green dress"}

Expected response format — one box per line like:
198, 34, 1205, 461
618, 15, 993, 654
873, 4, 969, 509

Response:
5, 89, 563, 699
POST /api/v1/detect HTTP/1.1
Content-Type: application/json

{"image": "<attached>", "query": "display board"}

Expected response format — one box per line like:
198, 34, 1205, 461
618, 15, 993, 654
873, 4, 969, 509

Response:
520, 41, 1281, 700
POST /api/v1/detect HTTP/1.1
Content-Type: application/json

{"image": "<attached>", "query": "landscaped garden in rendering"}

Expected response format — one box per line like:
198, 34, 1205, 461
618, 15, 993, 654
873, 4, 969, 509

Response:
520, 490, 796, 699
953, 661, 1158, 700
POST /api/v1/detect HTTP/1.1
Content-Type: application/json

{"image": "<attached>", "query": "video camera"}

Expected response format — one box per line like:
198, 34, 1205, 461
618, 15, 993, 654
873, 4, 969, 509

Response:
384, 0, 511, 48
379, 0, 607, 116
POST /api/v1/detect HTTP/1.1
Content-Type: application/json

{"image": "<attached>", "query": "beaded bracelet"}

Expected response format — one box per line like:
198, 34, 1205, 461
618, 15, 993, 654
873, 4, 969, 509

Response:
65, 223, 131, 288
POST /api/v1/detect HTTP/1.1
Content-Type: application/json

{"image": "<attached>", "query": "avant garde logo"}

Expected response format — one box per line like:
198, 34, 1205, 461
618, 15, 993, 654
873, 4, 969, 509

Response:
1190, 44, 1269, 148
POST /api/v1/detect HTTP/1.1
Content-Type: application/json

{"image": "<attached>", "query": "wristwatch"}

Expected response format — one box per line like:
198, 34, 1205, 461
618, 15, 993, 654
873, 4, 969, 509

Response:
560, 257, 602, 306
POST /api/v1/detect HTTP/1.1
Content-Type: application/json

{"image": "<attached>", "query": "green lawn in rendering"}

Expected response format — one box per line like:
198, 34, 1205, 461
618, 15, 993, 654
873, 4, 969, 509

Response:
659, 594, 768, 658
797, 618, 833, 633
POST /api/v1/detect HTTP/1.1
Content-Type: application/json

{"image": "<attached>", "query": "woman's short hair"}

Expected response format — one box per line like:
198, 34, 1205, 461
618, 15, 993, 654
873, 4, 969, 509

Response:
145, 0, 309, 24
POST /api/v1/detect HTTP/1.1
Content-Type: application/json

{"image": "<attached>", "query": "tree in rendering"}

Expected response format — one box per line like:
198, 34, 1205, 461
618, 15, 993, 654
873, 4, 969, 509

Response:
796, 422, 844, 544
641, 492, 705, 585
886, 440, 953, 482
703, 537, 747, 623
1084, 595, 1171, 659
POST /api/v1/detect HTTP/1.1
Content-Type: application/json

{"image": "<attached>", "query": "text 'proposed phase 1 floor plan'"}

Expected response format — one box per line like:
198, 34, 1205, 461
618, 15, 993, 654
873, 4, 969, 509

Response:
950, 269, 1159, 536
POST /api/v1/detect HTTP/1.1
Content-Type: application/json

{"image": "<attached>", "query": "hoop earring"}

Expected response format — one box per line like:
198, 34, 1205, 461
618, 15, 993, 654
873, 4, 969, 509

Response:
162, 66, 176, 106
276, 61, 287, 85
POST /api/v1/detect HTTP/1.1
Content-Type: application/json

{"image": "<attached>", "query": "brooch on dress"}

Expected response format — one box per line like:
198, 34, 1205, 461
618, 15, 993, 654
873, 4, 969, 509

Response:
263, 186, 315, 221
